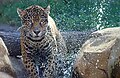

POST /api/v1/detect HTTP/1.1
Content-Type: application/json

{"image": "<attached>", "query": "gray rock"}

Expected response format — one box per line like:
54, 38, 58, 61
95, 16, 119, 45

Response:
0, 37, 17, 78
72, 27, 120, 78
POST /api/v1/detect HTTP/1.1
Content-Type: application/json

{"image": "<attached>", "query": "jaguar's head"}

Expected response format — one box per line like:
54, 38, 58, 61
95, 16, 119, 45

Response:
17, 5, 50, 39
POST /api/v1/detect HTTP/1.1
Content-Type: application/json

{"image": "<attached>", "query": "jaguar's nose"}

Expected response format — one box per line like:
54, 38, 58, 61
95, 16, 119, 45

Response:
33, 30, 40, 35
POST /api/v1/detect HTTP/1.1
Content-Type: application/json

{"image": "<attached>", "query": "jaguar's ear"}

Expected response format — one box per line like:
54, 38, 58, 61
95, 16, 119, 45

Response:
17, 8, 26, 17
44, 5, 50, 15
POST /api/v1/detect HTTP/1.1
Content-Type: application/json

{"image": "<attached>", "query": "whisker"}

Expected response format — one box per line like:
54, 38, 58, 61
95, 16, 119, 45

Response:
17, 25, 25, 31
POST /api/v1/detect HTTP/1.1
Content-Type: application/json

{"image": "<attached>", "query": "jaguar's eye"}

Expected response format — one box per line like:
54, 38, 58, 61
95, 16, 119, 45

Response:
26, 22, 29, 25
39, 21, 43, 25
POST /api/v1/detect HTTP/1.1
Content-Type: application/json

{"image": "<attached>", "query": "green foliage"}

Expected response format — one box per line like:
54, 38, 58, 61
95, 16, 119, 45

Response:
0, 0, 49, 26
0, 0, 120, 31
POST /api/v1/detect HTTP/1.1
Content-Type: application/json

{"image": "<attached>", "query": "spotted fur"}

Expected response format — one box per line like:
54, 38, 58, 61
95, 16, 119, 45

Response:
17, 5, 67, 78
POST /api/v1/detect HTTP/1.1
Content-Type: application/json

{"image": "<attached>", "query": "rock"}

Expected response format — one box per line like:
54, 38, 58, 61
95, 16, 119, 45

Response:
0, 37, 27, 78
0, 31, 21, 56
0, 24, 21, 56
9, 56, 28, 78
0, 37, 17, 78
72, 27, 120, 78
0, 72, 13, 78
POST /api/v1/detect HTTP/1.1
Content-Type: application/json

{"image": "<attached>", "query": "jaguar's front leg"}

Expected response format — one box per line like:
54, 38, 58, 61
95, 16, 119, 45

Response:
23, 56, 40, 78
43, 55, 55, 78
